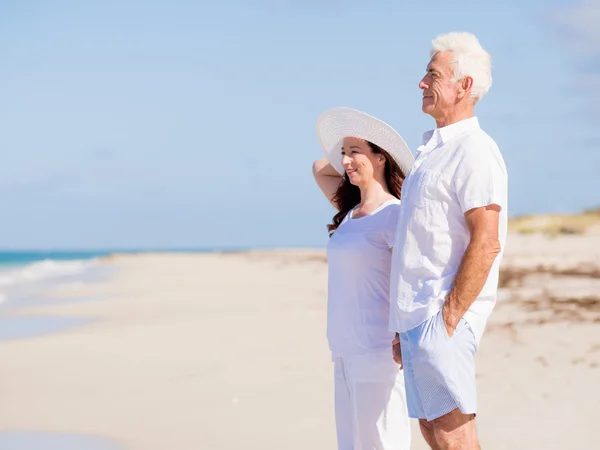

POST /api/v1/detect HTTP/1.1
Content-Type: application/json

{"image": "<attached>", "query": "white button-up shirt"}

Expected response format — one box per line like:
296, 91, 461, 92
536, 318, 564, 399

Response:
389, 117, 508, 344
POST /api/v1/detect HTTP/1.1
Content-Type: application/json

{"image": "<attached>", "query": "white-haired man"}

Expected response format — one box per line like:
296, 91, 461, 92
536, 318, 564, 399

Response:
389, 32, 508, 449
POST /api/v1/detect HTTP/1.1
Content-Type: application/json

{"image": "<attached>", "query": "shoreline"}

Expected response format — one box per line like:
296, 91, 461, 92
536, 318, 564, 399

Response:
0, 234, 598, 449
0, 430, 123, 450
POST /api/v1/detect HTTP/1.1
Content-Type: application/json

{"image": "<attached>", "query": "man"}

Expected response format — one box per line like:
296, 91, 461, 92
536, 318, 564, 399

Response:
389, 32, 508, 449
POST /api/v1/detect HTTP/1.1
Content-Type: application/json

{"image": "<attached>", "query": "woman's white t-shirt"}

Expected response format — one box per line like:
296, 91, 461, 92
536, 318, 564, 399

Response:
325, 199, 401, 359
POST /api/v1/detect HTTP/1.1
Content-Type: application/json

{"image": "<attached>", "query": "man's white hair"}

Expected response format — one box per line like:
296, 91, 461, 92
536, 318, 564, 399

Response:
430, 32, 492, 102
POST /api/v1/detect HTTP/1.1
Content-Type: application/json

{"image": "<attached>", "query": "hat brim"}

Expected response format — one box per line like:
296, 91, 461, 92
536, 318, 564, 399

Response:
316, 107, 414, 177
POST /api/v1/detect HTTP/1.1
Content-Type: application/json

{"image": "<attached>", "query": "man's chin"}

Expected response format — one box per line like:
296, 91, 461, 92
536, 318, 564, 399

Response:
422, 104, 435, 115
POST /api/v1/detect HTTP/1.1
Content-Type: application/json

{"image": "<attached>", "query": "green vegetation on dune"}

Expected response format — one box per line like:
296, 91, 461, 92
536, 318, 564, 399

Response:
508, 206, 600, 236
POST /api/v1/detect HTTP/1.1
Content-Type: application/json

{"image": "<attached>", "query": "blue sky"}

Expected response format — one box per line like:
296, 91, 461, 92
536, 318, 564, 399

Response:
0, 0, 598, 249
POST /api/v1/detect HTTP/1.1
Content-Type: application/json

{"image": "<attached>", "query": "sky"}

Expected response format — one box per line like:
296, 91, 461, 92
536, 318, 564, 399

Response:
0, 0, 599, 249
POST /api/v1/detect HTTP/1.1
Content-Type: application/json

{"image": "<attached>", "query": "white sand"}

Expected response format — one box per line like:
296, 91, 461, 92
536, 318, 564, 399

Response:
0, 235, 598, 449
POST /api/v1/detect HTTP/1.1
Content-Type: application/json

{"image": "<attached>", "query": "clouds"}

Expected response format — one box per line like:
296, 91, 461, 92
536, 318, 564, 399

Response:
549, 0, 600, 53
546, 0, 600, 115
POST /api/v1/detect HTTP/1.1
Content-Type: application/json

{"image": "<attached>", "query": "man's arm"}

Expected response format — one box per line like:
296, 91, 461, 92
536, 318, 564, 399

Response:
442, 204, 502, 336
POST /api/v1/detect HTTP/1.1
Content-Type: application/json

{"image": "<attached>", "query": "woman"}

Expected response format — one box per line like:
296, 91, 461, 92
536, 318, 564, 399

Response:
313, 107, 414, 450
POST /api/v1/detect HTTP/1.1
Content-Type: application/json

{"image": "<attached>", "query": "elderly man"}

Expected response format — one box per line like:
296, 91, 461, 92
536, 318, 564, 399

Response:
390, 32, 508, 449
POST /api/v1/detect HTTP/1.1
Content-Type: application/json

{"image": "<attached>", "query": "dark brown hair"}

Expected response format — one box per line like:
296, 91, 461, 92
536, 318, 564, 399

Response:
327, 141, 405, 236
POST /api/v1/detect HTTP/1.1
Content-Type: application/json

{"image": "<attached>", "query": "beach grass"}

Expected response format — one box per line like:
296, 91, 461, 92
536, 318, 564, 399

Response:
508, 206, 600, 236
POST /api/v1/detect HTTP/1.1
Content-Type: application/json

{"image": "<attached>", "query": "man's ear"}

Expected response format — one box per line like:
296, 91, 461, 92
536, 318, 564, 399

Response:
460, 76, 474, 97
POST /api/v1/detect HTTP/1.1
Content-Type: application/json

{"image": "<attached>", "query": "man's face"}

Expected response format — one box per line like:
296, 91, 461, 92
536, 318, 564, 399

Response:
419, 51, 461, 120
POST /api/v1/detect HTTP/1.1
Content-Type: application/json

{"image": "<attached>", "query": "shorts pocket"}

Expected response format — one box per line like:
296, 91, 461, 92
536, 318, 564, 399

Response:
438, 310, 466, 341
409, 312, 451, 362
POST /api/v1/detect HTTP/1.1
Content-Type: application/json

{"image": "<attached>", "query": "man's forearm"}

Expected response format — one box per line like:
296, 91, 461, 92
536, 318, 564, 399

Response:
443, 238, 500, 330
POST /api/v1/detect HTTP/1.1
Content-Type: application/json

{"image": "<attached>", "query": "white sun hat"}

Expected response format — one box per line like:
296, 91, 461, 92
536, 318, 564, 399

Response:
316, 107, 414, 176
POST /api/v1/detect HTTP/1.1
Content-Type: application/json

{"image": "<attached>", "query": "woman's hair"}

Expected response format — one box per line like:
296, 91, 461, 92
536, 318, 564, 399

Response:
327, 141, 405, 236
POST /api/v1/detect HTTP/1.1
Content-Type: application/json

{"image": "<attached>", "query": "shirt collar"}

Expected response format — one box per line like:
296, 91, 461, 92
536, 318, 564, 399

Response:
421, 116, 480, 146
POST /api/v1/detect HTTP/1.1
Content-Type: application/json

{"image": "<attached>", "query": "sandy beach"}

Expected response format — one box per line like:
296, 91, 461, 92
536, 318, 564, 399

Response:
0, 232, 599, 449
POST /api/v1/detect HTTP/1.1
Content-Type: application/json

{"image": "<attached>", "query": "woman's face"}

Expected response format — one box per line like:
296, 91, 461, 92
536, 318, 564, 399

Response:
340, 137, 384, 186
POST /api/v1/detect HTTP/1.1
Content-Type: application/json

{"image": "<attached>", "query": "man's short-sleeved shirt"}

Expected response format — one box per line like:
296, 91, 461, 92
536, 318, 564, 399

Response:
389, 117, 508, 344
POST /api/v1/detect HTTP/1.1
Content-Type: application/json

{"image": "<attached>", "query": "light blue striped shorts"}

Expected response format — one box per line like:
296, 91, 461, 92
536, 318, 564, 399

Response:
399, 309, 478, 421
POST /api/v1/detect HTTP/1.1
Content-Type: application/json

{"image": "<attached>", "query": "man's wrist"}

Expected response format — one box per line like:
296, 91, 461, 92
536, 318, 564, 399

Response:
442, 303, 460, 330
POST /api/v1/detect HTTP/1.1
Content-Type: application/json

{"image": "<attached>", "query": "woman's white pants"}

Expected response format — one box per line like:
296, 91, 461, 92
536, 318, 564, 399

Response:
333, 350, 410, 450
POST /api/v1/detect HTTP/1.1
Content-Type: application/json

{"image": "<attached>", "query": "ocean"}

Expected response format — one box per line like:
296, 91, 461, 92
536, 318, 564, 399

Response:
0, 250, 114, 308
0, 248, 247, 309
